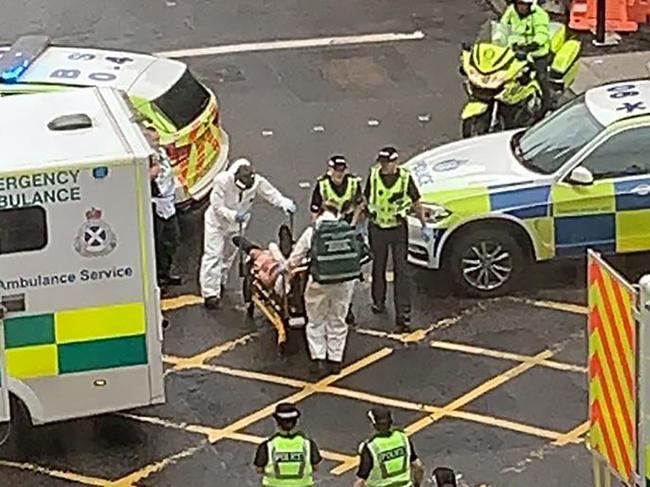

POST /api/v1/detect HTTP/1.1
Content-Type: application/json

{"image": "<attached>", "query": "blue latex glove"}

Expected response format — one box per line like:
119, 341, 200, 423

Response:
422, 226, 434, 243
284, 200, 297, 215
235, 210, 249, 224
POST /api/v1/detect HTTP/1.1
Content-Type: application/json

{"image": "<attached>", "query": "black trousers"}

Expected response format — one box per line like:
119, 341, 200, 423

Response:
368, 221, 410, 319
154, 213, 180, 279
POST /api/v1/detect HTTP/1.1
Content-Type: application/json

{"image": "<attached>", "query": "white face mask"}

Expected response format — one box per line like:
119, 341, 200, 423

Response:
235, 174, 255, 190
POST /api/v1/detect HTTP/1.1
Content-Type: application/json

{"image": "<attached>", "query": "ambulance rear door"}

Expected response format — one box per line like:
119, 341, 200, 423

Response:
0, 306, 9, 423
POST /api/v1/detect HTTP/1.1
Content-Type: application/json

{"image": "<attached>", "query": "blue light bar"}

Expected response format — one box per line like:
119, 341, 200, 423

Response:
0, 35, 50, 84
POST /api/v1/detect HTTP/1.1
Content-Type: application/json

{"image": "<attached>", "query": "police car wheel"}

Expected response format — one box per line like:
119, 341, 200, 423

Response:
449, 228, 526, 297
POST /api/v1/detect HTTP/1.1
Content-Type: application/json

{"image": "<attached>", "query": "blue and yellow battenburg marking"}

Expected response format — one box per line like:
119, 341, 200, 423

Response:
425, 177, 650, 260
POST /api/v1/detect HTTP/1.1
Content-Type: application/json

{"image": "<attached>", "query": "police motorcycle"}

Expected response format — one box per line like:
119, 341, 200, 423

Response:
459, 20, 581, 138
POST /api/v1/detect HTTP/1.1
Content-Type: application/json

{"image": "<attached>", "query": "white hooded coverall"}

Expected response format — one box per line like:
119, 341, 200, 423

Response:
288, 211, 355, 363
199, 159, 292, 299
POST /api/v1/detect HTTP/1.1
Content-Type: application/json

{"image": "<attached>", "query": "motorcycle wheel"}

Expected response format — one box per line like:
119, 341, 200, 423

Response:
461, 112, 491, 138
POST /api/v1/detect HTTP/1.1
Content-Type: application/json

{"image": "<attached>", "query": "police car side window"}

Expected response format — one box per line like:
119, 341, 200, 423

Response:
0, 207, 48, 255
580, 128, 650, 180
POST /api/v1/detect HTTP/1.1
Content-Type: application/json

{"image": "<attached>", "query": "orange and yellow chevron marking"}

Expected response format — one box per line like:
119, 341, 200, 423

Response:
588, 252, 637, 484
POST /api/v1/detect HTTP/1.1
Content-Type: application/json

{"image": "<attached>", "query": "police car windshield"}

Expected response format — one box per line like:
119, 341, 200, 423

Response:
512, 94, 604, 175
152, 68, 210, 129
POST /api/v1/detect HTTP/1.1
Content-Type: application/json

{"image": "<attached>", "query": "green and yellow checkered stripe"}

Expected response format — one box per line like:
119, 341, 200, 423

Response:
4, 302, 148, 380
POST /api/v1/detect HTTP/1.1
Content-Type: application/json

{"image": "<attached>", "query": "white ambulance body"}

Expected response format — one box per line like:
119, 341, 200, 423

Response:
0, 86, 165, 425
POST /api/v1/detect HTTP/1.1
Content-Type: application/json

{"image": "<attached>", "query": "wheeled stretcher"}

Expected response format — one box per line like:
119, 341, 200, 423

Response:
235, 223, 307, 353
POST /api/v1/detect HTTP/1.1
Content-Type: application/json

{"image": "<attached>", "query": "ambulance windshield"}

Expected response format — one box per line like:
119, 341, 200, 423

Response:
152, 68, 210, 129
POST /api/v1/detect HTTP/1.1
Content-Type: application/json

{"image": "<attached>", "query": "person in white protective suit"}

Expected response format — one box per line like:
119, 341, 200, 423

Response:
199, 158, 296, 309
287, 201, 361, 376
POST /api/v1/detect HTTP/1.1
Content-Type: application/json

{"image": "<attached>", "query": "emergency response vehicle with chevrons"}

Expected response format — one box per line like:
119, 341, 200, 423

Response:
406, 79, 650, 296
0, 35, 229, 207
0, 86, 165, 427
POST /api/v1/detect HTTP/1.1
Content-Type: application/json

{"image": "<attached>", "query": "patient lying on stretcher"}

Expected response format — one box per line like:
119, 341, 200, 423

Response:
232, 235, 301, 295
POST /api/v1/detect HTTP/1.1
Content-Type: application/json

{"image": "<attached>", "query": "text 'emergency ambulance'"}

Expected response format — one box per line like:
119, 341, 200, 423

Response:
0, 169, 82, 209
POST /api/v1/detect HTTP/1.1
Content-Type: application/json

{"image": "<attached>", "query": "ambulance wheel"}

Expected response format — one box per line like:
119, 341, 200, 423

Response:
461, 112, 491, 138
2, 395, 32, 451
447, 226, 528, 297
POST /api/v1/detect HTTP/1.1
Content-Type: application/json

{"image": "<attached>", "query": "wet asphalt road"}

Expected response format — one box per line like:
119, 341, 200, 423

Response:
1, 0, 643, 485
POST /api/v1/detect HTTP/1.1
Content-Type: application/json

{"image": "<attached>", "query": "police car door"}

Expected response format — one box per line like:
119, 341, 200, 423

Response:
551, 127, 650, 257
566, 126, 650, 255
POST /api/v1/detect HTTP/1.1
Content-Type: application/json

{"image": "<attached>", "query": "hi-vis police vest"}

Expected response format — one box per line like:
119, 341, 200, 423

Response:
368, 166, 412, 229
365, 430, 413, 487
310, 219, 362, 285
263, 434, 314, 487
498, 4, 550, 58
318, 175, 359, 214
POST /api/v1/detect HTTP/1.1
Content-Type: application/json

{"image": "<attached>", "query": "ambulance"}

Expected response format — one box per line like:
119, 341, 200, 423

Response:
0, 86, 165, 427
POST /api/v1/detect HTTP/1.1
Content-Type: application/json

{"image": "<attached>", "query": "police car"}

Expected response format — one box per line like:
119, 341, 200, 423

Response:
0, 35, 229, 207
406, 79, 650, 296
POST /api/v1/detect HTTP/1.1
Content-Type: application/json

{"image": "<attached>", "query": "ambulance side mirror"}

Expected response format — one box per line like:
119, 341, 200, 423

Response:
568, 166, 594, 186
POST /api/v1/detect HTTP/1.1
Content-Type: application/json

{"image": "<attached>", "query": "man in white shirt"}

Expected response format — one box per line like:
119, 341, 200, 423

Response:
147, 128, 182, 289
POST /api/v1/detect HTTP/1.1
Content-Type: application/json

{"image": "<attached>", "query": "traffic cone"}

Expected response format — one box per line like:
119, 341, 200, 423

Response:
569, 0, 638, 32
627, 0, 650, 25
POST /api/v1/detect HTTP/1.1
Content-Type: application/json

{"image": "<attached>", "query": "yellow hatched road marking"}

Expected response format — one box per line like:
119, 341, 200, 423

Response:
120, 413, 355, 464
111, 348, 392, 484
429, 340, 587, 373
183, 362, 566, 442
164, 332, 258, 370
508, 297, 589, 315
107, 443, 206, 487
0, 459, 111, 486
331, 349, 554, 475
553, 420, 590, 446
161, 294, 204, 311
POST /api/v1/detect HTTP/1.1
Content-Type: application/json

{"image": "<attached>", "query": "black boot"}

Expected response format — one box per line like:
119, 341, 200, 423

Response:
396, 315, 411, 333
204, 297, 221, 310
345, 307, 356, 326
310, 359, 327, 377
328, 360, 342, 375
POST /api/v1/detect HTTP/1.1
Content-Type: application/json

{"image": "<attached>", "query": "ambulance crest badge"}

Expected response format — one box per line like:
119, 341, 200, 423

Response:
74, 207, 117, 257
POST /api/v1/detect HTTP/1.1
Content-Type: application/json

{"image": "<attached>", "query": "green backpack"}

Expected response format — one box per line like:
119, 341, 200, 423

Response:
310, 219, 362, 284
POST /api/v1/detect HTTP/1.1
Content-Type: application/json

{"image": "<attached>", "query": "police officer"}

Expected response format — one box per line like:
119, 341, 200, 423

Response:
147, 127, 182, 290
311, 155, 363, 223
353, 407, 424, 487
254, 403, 322, 486
498, 0, 551, 113
310, 155, 364, 325
363, 147, 431, 332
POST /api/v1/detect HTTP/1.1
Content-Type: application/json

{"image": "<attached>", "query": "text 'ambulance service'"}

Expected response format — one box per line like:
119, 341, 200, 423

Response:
0, 86, 165, 427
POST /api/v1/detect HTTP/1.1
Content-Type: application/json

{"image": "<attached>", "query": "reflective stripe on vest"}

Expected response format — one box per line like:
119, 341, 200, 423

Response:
318, 176, 359, 214
368, 166, 412, 228
263, 435, 314, 487
366, 430, 412, 487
